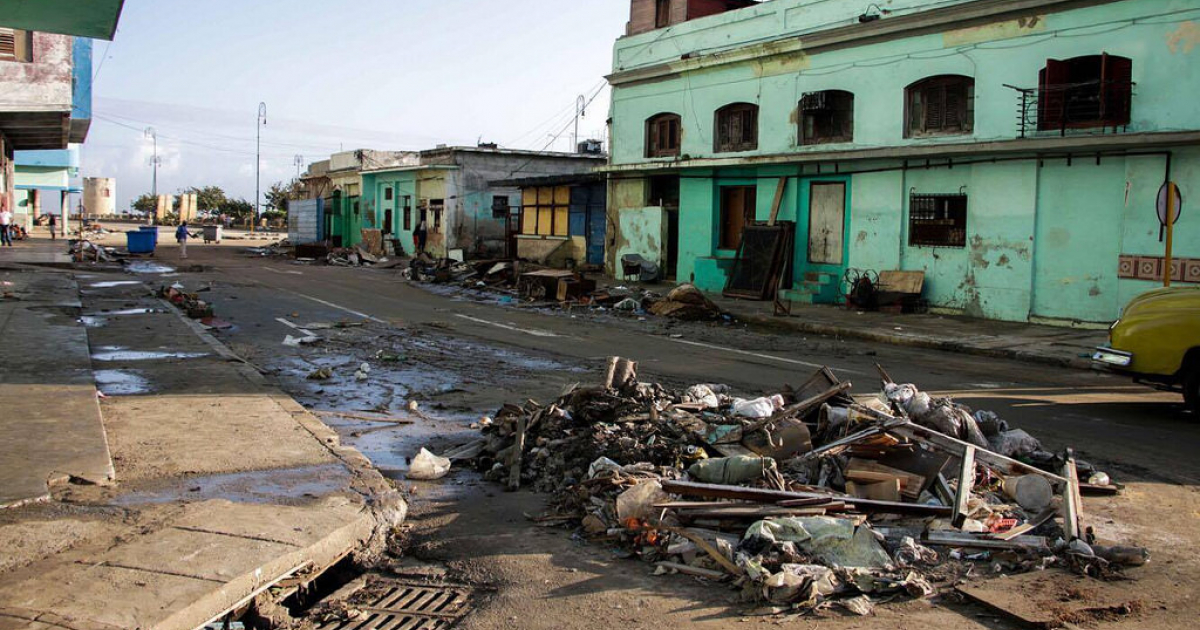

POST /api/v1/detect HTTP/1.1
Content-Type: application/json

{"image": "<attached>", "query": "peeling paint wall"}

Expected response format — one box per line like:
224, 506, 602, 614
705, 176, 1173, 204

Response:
0, 32, 73, 111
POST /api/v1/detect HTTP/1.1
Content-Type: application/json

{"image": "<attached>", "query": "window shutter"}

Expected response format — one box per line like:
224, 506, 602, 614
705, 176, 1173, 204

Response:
1038, 59, 1070, 130
0, 29, 15, 58
1101, 53, 1133, 126
925, 86, 946, 132
944, 85, 962, 129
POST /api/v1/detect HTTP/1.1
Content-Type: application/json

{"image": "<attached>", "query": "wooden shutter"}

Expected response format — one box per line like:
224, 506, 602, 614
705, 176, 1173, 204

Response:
1038, 59, 1069, 131
1100, 54, 1133, 126
0, 29, 15, 58
925, 85, 946, 132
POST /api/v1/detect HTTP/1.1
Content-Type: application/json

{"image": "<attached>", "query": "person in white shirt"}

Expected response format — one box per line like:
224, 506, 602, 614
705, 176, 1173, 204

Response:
0, 207, 13, 247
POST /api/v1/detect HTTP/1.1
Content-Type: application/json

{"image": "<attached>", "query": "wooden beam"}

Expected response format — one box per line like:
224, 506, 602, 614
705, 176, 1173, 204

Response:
1060, 449, 1082, 540
767, 177, 787, 226
952, 445, 976, 529
924, 530, 1050, 551
660, 480, 951, 517
889, 423, 1068, 484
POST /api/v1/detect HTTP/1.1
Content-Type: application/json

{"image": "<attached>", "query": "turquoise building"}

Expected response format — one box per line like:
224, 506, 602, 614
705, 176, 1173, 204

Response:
604, 0, 1200, 324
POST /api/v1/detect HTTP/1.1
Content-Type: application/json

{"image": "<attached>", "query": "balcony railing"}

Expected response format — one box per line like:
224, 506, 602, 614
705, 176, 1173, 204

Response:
1004, 80, 1136, 138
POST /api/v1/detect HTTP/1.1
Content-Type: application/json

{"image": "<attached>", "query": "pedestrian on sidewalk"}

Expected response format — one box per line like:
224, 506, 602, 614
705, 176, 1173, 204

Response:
176, 221, 189, 259
47, 213, 57, 241
0, 204, 12, 247
414, 217, 428, 254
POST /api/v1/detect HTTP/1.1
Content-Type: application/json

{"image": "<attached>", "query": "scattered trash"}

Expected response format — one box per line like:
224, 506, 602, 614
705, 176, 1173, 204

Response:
439, 357, 1142, 615
307, 367, 333, 380
284, 334, 321, 347
408, 448, 452, 480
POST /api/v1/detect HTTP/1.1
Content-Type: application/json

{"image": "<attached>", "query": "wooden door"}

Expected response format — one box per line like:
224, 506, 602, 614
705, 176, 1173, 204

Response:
808, 182, 845, 265
720, 186, 756, 250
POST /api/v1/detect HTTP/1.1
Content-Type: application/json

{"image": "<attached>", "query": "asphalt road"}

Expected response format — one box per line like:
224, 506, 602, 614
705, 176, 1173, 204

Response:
154, 244, 1200, 630
189, 247, 1199, 485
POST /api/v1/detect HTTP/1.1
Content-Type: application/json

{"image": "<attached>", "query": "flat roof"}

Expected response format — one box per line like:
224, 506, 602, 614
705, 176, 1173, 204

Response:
489, 172, 607, 188
0, 0, 125, 40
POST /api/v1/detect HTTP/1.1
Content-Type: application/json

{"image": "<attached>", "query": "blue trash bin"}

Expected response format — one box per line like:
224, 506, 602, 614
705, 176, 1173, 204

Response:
138, 226, 159, 247
126, 230, 156, 254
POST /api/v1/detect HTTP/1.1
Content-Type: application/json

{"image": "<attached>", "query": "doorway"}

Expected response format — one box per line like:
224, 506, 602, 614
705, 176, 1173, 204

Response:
808, 182, 845, 265
650, 175, 680, 278
719, 185, 756, 251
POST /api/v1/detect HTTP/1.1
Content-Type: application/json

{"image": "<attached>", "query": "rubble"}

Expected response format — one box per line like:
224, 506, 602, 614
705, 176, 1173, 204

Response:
427, 357, 1141, 616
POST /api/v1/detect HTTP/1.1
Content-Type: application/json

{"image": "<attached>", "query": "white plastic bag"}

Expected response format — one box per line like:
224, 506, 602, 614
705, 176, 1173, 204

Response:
408, 448, 451, 480
731, 394, 785, 418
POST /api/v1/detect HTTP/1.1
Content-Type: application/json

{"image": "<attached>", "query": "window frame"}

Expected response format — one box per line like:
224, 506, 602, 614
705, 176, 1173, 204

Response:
0, 28, 32, 62
492, 195, 511, 219
904, 75, 975, 138
1037, 53, 1133, 132
519, 186, 571, 237
429, 199, 445, 231
908, 192, 968, 248
714, 103, 759, 153
799, 90, 855, 146
645, 113, 682, 158
384, 186, 394, 201
655, 0, 672, 29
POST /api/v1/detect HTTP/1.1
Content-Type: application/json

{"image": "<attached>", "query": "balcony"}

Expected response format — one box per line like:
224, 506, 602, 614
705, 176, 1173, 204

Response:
1006, 79, 1136, 139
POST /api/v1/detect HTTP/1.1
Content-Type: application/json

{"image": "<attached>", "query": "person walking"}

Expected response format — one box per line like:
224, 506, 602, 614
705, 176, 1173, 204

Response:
47, 212, 57, 241
0, 204, 13, 247
176, 221, 190, 259
414, 216, 428, 254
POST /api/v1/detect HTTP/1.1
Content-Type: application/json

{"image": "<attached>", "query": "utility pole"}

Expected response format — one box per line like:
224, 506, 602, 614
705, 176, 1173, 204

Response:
294, 154, 303, 181
573, 95, 586, 153
145, 127, 160, 225
254, 102, 267, 233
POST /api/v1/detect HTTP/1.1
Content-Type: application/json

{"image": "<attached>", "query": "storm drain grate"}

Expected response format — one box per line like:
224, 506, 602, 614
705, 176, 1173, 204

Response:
317, 581, 473, 630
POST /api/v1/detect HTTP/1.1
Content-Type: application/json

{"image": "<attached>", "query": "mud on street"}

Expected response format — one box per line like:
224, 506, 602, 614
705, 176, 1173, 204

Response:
134, 244, 1199, 630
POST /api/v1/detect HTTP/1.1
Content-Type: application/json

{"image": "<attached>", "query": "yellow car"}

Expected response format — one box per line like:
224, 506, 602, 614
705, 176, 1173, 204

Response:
1093, 287, 1200, 412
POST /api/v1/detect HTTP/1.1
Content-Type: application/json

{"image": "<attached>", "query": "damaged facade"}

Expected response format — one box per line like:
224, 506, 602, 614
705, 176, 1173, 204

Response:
489, 172, 608, 267
604, 0, 1200, 324
359, 146, 605, 258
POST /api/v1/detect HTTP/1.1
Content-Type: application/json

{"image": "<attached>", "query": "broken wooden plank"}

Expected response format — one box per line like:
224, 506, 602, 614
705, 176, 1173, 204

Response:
677, 506, 828, 519
956, 569, 1140, 629
952, 445, 976, 529
845, 458, 924, 499
507, 412, 528, 492
1060, 448, 1082, 540
662, 527, 744, 576
996, 523, 1037, 541
660, 480, 951, 516
846, 479, 902, 502
767, 177, 787, 226
889, 422, 1068, 484
923, 530, 1050, 551
656, 561, 727, 580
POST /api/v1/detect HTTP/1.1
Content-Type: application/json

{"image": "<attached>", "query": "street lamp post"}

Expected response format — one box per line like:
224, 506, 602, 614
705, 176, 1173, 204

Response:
573, 95, 586, 152
294, 154, 304, 181
145, 127, 160, 225
254, 102, 267, 233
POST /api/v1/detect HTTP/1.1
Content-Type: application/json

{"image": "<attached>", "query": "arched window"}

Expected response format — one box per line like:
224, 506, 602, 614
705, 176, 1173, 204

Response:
800, 90, 854, 145
645, 113, 682, 158
715, 103, 759, 152
905, 75, 974, 138
1038, 54, 1132, 132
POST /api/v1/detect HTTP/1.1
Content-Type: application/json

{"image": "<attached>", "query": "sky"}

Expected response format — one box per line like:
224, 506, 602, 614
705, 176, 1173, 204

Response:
81, 0, 628, 213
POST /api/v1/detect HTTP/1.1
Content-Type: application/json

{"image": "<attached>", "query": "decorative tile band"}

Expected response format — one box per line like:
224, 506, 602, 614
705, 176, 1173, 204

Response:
1118, 255, 1200, 283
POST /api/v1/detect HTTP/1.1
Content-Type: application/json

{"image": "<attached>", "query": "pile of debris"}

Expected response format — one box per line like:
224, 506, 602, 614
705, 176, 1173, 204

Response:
70, 239, 114, 263
158, 283, 215, 320
326, 245, 404, 269
440, 358, 1142, 615
244, 239, 294, 258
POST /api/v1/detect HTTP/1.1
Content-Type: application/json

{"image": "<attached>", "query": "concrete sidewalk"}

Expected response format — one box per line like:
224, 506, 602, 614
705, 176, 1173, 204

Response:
0, 270, 114, 508
709, 296, 1107, 370
0, 266, 402, 629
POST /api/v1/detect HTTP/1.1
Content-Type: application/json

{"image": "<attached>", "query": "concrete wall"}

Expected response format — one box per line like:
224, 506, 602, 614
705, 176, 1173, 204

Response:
0, 32, 73, 113
610, 0, 1200, 166
607, 0, 1200, 323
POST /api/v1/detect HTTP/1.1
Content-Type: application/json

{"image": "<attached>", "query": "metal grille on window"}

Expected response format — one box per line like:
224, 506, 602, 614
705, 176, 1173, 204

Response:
909, 193, 967, 248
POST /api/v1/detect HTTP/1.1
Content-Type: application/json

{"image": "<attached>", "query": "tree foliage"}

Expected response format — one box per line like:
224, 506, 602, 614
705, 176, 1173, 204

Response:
218, 197, 255, 220
180, 186, 228, 212
132, 193, 157, 214
264, 180, 300, 213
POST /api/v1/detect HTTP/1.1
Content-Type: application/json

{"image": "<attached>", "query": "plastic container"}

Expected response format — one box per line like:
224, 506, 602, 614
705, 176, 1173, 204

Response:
126, 230, 156, 254
203, 225, 222, 243
138, 225, 159, 247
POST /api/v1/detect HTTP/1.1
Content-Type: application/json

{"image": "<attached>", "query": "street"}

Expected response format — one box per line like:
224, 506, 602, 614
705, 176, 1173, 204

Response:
165, 241, 1198, 629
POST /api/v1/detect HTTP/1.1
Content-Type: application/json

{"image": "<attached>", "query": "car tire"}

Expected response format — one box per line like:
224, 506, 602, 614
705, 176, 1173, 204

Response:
1185, 363, 1200, 414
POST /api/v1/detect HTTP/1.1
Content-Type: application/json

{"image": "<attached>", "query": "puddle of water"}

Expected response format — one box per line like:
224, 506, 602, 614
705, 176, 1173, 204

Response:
92, 346, 209, 362
80, 315, 105, 328
94, 369, 151, 395
89, 280, 142, 289
112, 463, 352, 506
125, 261, 177, 274
80, 308, 161, 328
